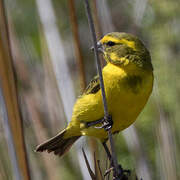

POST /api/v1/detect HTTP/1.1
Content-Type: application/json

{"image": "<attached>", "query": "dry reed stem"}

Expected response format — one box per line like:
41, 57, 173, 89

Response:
68, 0, 86, 91
0, 1, 30, 179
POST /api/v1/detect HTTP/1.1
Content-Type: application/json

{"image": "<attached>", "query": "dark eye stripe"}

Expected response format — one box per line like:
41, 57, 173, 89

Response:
106, 41, 116, 46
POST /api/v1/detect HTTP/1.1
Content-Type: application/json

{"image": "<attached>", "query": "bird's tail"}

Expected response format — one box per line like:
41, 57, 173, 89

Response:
36, 129, 81, 156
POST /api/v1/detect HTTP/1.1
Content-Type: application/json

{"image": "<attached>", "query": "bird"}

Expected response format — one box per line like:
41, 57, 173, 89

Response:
36, 32, 154, 157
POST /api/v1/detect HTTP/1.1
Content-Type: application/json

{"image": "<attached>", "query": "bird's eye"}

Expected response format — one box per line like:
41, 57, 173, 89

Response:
106, 41, 115, 46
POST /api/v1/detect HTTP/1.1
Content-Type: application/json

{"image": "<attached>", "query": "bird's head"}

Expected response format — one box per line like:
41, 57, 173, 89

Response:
97, 32, 153, 71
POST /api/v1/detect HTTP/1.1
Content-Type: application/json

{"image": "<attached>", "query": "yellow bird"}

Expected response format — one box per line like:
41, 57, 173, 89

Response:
36, 32, 154, 156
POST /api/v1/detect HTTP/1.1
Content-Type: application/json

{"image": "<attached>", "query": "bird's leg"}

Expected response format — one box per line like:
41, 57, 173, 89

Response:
86, 118, 104, 128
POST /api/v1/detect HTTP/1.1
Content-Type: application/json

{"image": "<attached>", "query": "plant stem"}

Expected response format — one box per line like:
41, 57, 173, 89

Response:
83, 0, 121, 178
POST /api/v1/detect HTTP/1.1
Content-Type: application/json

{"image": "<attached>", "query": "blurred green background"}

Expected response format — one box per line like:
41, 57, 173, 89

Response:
0, 0, 180, 179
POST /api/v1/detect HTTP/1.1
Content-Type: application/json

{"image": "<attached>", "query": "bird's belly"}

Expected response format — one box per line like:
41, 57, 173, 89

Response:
110, 92, 147, 132
107, 71, 153, 134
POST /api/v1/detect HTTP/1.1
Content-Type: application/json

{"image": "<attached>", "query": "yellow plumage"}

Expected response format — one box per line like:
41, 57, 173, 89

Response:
36, 32, 154, 156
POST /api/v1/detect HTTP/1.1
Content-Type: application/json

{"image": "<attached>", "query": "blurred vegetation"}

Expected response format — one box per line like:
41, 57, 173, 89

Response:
0, 0, 180, 179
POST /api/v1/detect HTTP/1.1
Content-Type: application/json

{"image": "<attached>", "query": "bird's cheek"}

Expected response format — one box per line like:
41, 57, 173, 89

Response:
108, 52, 130, 66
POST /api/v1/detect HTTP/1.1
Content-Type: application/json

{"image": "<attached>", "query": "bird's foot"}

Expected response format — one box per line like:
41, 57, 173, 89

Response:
95, 115, 113, 131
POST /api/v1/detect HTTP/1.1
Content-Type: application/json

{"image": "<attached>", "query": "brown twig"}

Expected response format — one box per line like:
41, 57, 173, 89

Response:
97, 160, 104, 180
68, 0, 86, 91
82, 148, 96, 180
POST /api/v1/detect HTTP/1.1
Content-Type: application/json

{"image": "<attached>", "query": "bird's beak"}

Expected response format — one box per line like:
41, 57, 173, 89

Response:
90, 41, 104, 53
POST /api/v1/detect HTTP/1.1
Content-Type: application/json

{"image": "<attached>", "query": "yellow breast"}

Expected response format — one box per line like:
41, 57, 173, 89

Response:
103, 63, 153, 133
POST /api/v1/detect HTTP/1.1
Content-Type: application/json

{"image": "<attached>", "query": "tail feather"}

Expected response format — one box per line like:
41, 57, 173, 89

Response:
36, 129, 81, 156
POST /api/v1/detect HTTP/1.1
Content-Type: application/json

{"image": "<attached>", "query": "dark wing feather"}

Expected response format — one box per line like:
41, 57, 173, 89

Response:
83, 75, 100, 95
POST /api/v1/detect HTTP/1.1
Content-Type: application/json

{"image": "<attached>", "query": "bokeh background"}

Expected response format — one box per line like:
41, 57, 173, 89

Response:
0, 0, 180, 179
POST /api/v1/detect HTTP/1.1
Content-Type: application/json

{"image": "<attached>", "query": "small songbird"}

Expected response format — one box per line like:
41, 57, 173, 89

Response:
36, 32, 154, 156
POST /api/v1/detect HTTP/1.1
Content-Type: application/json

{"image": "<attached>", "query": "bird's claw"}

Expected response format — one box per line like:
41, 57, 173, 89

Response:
95, 115, 113, 131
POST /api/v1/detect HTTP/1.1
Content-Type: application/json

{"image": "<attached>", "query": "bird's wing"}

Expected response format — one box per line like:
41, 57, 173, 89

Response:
83, 75, 100, 95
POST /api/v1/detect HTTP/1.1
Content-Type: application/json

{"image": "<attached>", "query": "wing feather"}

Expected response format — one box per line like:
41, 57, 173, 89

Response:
83, 75, 100, 95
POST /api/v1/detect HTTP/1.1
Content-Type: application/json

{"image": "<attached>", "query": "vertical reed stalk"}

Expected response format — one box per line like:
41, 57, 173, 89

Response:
0, 1, 30, 179
68, 0, 86, 91
153, 82, 177, 180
